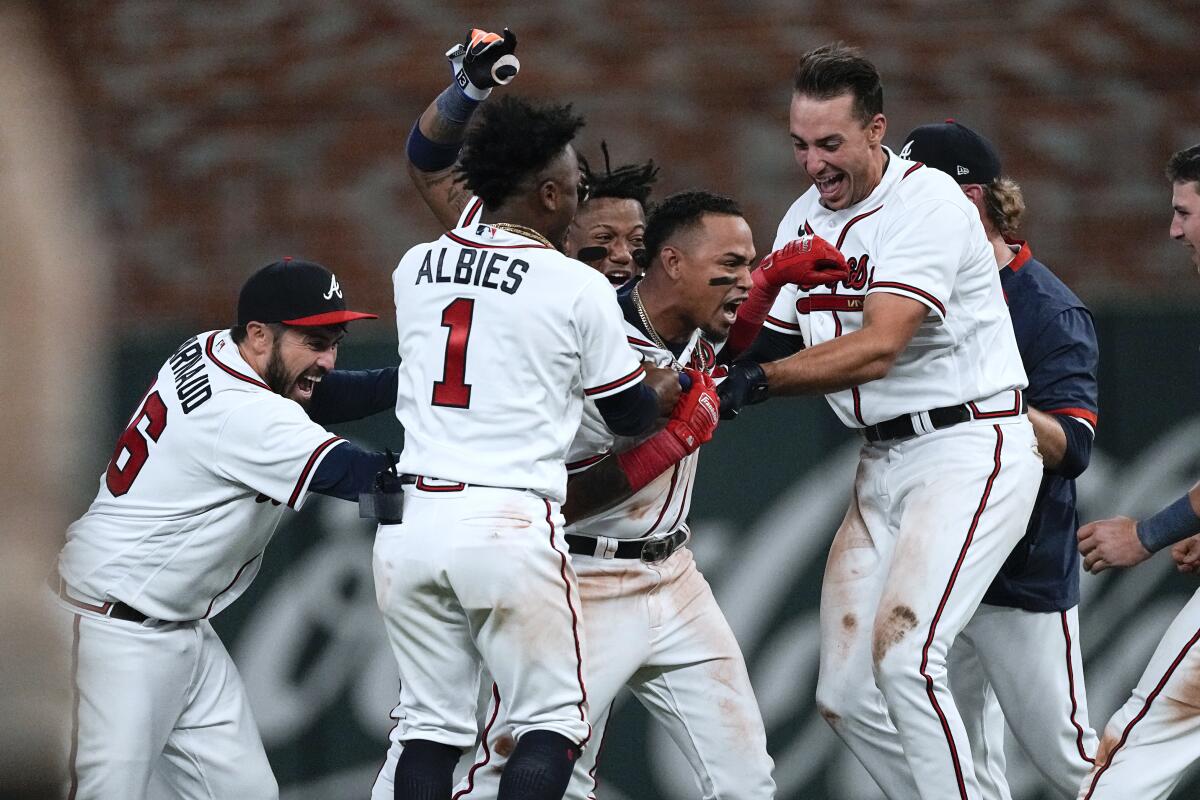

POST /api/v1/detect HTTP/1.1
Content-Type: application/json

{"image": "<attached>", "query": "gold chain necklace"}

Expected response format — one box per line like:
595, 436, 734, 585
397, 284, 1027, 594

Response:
494, 223, 554, 248
631, 283, 673, 354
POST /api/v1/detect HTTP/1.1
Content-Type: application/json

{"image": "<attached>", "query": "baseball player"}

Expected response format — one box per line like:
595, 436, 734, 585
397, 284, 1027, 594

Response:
903, 121, 1101, 799
719, 44, 1043, 799
437, 190, 841, 800
1073, 143, 1200, 800
377, 84, 685, 799
53, 259, 396, 799
569, 143, 658, 287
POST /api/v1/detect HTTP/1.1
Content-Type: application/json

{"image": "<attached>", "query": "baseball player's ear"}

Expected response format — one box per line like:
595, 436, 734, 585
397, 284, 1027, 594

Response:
867, 112, 886, 145
538, 179, 561, 212
659, 245, 684, 279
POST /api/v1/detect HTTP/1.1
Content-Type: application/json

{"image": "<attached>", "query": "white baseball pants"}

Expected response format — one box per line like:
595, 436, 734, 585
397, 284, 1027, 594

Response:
950, 604, 1097, 799
54, 593, 277, 800
815, 418, 1042, 800
1077, 586, 1200, 799
373, 484, 591, 753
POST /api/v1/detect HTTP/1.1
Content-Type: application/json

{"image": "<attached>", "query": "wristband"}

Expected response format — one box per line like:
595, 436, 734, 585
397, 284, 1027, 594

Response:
406, 122, 462, 173
435, 82, 482, 124
616, 430, 690, 493
725, 281, 781, 357
1137, 494, 1200, 553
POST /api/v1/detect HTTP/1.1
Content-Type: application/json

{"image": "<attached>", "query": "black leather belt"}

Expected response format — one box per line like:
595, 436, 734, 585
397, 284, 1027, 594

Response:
564, 527, 688, 563
53, 576, 150, 623
862, 395, 1027, 443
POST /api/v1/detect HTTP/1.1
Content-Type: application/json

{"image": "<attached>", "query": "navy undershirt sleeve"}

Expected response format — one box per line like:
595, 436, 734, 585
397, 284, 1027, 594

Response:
1052, 415, 1094, 480
739, 328, 806, 365
309, 441, 392, 502
307, 367, 399, 425
595, 382, 659, 437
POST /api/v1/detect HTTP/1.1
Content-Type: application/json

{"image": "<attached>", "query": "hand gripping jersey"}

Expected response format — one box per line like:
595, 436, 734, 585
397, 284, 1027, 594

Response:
764, 147, 1028, 426
391, 223, 644, 503
58, 329, 346, 621
564, 280, 722, 540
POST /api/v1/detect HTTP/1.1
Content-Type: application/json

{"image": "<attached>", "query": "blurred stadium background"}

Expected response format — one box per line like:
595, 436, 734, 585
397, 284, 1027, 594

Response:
5, 1, 1200, 798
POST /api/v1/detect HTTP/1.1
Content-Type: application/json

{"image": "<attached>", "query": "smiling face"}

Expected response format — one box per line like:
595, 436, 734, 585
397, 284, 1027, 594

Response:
661, 213, 755, 339
566, 196, 647, 287
262, 325, 343, 406
1172, 180, 1200, 274
790, 91, 887, 211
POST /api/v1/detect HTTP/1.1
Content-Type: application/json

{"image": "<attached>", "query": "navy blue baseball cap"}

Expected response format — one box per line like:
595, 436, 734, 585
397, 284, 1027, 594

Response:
900, 119, 1002, 185
238, 258, 377, 327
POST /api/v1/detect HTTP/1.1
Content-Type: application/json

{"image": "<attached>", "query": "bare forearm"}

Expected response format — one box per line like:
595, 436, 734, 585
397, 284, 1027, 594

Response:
1028, 407, 1066, 469
760, 329, 896, 396
562, 458, 634, 524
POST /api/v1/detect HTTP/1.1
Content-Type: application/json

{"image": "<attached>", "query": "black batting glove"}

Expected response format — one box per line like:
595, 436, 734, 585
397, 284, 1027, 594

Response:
446, 28, 520, 100
716, 361, 769, 419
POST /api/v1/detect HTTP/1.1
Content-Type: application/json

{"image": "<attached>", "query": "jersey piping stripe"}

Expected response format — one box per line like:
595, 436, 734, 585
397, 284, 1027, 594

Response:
204, 331, 269, 390
902, 162, 925, 180
287, 436, 344, 508
67, 614, 81, 800
584, 364, 645, 397
869, 281, 947, 316
1060, 611, 1096, 766
765, 313, 801, 332
545, 499, 591, 744
641, 463, 680, 537
451, 682, 502, 799
204, 553, 261, 618
829, 309, 867, 426
461, 197, 484, 227
567, 452, 608, 472
666, 464, 695, 534
627, 335, 656, 348
968, 390, 1022, 420
444, 230, 553, 250
1047, 407, 1099, 428
835, 205, 884, 249
918, 424, 1005, 800
1081, 623, 1200, 799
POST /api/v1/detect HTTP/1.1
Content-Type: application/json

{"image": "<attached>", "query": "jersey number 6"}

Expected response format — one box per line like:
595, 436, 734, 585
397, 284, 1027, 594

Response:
432, 297, 475, 409
106, 390, 168, 496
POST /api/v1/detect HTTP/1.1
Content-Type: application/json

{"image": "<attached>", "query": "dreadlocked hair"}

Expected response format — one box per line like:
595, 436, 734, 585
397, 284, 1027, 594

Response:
579, 141, 660, 208
455, 96, 585, 210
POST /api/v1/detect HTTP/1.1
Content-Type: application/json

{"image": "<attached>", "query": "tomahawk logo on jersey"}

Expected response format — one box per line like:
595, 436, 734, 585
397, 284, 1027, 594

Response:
763, 147, 1028, 426
391, 221, 645, 503
565, 280, 722, 541
58, 329, 346, 622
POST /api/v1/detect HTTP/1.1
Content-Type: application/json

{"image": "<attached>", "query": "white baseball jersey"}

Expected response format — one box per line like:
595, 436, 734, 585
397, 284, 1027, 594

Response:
564, 301, 722, 541
58, 329, 345, 621
764, 147, 1027, 426
392, 223, 644, 503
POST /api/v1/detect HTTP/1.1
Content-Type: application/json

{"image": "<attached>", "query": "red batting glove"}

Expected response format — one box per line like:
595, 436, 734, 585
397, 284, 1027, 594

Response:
754, 234, 850, 292
617, 370, 719, 492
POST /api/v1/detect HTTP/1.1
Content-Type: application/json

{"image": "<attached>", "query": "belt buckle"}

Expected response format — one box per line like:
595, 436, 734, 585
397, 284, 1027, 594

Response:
640, 535, 674, 564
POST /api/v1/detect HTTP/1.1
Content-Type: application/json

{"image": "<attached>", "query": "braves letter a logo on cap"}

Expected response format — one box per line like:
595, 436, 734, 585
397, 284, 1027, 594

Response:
899, 140, 914, 159
323, 274, 343, 300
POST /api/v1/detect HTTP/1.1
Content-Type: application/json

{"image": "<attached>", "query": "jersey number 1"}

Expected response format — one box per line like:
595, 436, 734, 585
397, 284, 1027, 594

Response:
432, 298, 475, 408
106, 390, 168, 496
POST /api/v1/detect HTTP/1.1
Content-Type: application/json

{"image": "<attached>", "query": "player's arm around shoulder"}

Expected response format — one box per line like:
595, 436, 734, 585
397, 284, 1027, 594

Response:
406, 27, 519, 230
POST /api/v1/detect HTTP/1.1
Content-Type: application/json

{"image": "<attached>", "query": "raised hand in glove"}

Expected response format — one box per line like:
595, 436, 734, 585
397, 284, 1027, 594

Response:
616, 369, 719, 492
716, 361, 769, 420
754, 234, 849, 292
446, 28, 520, 101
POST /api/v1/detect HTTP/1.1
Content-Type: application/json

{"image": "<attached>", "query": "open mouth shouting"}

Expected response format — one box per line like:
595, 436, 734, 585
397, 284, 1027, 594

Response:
813, 171, 846, 204
293, 371, 324, 402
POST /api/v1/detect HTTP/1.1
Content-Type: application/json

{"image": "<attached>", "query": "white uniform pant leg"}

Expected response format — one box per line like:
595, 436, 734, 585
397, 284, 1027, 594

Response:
1079, 588, 1200, 800
960, 604, 1096, 799
628, 548, 775, 800
451, 555, 657, 800
815, 451, 921, 799
875, 421, 1042, 800
158, 621, 277, 799
948, 628, 1012, 800
374, 488, 590, 752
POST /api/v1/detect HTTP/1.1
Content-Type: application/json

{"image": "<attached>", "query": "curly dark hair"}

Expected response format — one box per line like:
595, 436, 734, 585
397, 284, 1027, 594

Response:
1167, 144, 1200, 185
643, 190, 743, 259
455, 96, 585, 210
579, 142, 659, 208
793, 42, 883, 125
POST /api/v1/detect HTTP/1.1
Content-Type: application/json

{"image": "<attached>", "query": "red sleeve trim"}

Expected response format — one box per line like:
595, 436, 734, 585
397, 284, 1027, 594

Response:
1046, 407, 1098, 427
764, 313, 802, 332
584, 365, 645, 397
287, 436, 344, 508
205, 331, 270, 389
869, 281, 947, 316
902, 162, 925, 179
